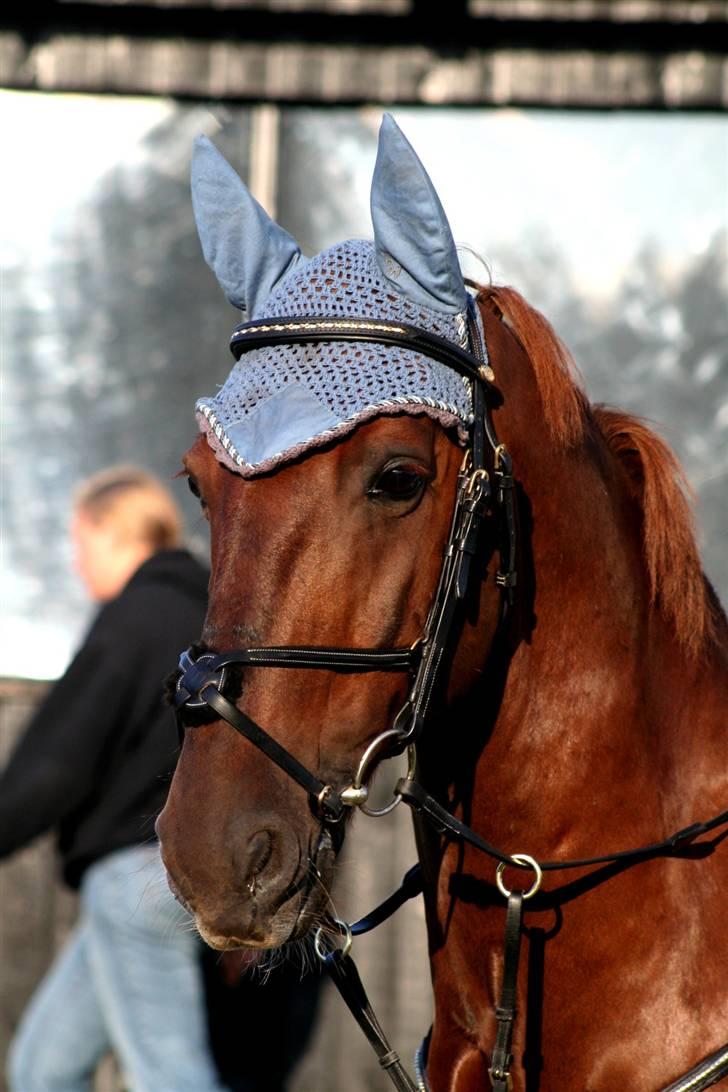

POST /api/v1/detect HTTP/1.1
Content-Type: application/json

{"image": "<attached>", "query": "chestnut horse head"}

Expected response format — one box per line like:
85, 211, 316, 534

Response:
158, 117, 728, 1089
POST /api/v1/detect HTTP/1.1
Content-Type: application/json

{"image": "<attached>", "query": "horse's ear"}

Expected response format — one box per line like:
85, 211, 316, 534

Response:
191, 134, 302, 315
370, 114, 467, 315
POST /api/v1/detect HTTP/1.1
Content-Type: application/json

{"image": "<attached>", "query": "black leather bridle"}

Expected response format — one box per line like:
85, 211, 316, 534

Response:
173, 304, 728, 1092
174, 304, 516, 826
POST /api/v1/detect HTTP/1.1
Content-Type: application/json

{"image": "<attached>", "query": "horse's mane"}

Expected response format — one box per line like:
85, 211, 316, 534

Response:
478, 284, 718, 657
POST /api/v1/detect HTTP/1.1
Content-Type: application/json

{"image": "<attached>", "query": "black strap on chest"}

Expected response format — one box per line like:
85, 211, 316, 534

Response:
396, 777, 728, 878
488, 892, 524, 1092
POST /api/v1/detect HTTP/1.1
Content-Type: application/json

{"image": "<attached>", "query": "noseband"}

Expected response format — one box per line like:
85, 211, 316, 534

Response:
174, 303, 516, 823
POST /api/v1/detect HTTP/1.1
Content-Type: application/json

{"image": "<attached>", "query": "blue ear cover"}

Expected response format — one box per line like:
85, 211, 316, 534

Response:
370, 114, 467, 315
191, 134, 302, 315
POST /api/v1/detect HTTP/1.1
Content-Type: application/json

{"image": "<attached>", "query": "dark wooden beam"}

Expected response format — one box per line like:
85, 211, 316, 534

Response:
3, 1, 727, 53
1, 1, 726, 108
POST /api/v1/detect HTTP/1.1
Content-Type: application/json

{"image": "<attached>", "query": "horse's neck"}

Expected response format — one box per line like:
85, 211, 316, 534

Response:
476, 406, 722, 861
489, 505, 709, 838
470, 305, 726, 840
419, 451, 726, 1085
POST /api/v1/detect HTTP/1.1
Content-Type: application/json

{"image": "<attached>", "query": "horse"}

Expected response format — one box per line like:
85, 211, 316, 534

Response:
157, 115, 728, 1091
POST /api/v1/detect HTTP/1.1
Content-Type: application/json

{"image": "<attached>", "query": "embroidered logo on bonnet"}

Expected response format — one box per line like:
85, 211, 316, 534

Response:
192, 114, 487, 477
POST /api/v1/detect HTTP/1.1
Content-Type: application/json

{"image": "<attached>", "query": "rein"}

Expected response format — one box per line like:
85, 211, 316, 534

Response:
173, 306, 728, 1092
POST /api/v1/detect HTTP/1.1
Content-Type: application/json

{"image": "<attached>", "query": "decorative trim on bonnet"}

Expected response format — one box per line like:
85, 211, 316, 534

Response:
234, 319, 411, 336
197, 397, 470, 477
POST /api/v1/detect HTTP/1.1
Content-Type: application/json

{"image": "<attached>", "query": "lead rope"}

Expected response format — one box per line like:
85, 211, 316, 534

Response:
323, 949, 419, 1092
314, 867, 425, 1092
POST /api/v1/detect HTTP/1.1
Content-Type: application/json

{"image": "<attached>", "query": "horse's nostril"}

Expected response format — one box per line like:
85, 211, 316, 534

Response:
243, 830, 274, 892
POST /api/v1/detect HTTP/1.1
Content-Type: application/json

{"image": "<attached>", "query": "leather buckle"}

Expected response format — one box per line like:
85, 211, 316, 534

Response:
488, 1066, 513, 1091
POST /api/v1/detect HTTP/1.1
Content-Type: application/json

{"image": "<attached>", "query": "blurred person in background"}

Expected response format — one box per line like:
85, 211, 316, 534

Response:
0, 466, 227, 1091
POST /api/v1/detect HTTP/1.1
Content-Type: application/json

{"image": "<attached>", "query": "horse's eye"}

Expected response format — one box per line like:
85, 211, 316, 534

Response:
187, 476, 208, 515
368, 464, 427, 503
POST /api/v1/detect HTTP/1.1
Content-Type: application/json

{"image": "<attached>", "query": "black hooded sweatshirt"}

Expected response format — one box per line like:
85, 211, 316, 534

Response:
0, 549, 208, 888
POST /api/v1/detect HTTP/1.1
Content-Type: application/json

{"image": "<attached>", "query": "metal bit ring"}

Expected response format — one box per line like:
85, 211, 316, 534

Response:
495, 852, 543, 901
350, 728, 409, 817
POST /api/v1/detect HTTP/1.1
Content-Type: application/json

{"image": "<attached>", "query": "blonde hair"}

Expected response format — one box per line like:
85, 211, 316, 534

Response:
75, 466, 182, 551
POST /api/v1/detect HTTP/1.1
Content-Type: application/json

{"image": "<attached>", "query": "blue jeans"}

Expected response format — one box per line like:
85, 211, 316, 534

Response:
8, 844, 227, 1092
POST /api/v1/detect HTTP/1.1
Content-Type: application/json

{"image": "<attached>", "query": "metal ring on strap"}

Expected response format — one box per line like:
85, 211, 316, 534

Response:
314, 917, 353, 961
495, 853, 543, 901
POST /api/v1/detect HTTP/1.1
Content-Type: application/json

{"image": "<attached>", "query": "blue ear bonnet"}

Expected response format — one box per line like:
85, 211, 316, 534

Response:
193, 116, 486, 477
